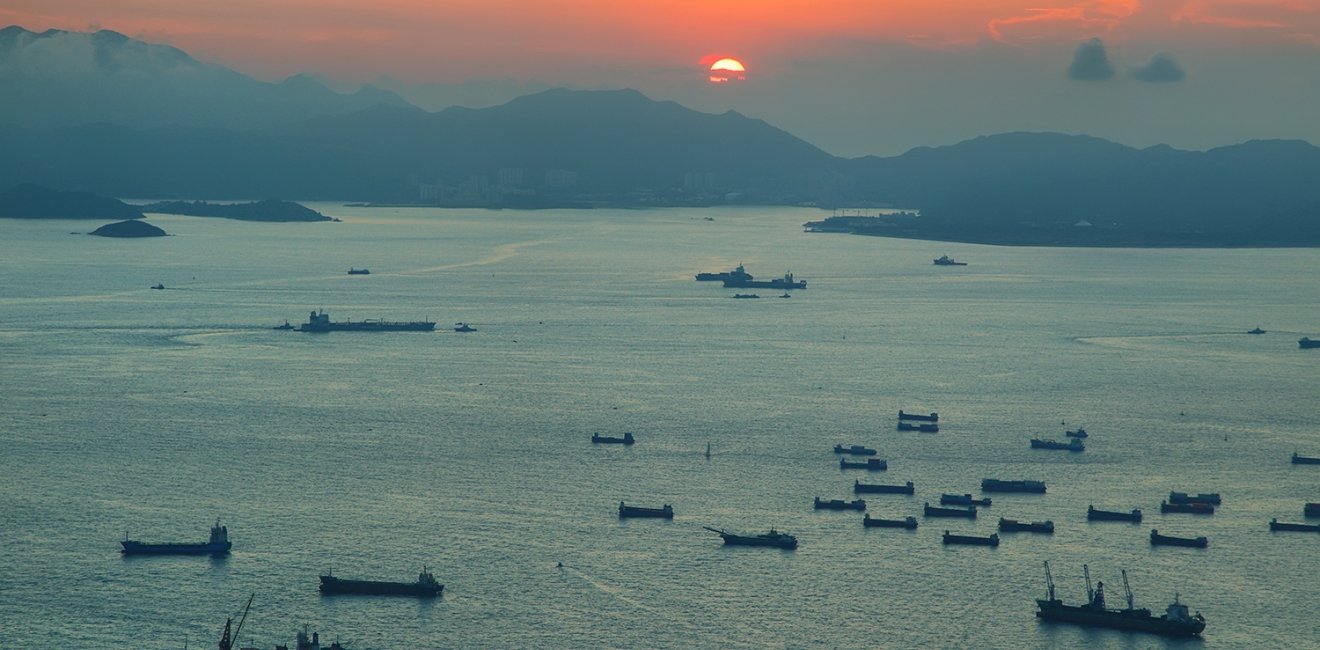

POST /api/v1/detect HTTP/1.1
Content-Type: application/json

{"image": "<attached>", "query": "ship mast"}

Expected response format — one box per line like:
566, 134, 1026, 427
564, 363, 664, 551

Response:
1083, 565, 1094, 604
1121, 570, 1135, 611
1043, 561, 1056, 601
218, 593, 254, 650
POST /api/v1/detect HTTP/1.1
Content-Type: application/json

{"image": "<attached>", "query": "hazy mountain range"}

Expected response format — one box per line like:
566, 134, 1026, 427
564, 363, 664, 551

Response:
3, 26, 1318, 245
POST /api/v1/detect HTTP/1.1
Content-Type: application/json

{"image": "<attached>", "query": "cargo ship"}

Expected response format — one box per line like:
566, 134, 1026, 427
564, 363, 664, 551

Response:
834, 444, 877, 456
898, 410, 939, 422
1088, 506, 1142, 522
1269, 518, 1320, 532
999, 518, 1054, 534
1291, 452, 1320, 465
897, 422, 939, 433
924, 503, 977, 519
1035, 562, 1206, 637
1161, 501, 1215, 515
695, 264, 752, 282
840, 457, 887, 471
1031, 438, 1084, 451
618, 501, 673, 519
814, 497, 866, 511
1300, 337, 1319, 349
296, 309, 435, 332
703, 526, 797, 549
592, 432, 635, 445
981, 479, 1046, 493
863, 514, 918, 529
854, 480, 914, 494
942, 531, 998, 546
1150, 530, 1208, 548
319, 567, 443, 597
121, 519, 231, 556
1168, 492, 1220, 505
722, 270, 806, 290
940, 494, 991, 507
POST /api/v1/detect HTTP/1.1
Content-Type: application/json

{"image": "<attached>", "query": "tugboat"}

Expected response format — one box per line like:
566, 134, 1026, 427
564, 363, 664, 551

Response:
347, 268, 370, 275
839, 457, 887, 471
732, 293, 760, 299
703, 526, 797, 549
814, 497, 866, 511
981, 479, 1046, 493
1160, 501, 1215, 515
150, 283, 165, 290
898, 410, 939, 422
863, 514, 918, 529
1292, 452, 1320, 465
121, 519, 231, 556
1035, 562, 1206, 637
1269, 518, 1320, 532
319, 567, 443, 597
453, 322, 476, 332
1168, 492, 1221, 505
295, 309, 435, 332
1247, 327, 1266, 334
940, 493, 991, 507
942, 530, 998, 546
897, 422, 939, 433
591, 432, 635, 445
924, 503, 977, 519
933, 255, 968, 266
1088, 505, 1142, 522
999, 518, 1054, 534
854, 480, 914, 494
618, 501, 674, 519
1300, 337, 1319, 349
1150, 530, 1208, 548
273, 321, 295, 330
834, 444, 877, 456
1031, 438, 1084, 451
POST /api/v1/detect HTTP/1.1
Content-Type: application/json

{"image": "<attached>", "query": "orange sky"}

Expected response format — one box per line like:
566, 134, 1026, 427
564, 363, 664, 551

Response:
2, 1, 1317, 82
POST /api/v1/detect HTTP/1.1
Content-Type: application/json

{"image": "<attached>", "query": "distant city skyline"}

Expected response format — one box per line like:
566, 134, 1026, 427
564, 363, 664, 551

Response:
3, 1, 1319, 156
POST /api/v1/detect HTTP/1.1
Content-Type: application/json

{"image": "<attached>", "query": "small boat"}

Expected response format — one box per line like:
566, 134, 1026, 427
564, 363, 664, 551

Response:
1247, 327, 1266, 334
924, 503, 977, 519
1031, 438, 1084, 451
943, 530, 998, 546
1305, 503, 1320, 518
834, 444, 877, 456
863, 514, 918, 529
779, 292, 792, 298
591, 432, 635, 445
1088, 506, 1142, 522
815, 497, 866, 511
703, 526, 797, 549
1065, 427, 1088, 438
1149, 530, 1208, 548
896, 422, 939, 433
1300, 337, 1319, 349
940, 493, 991, 507
273, 321, 294, 330
1035, 562, 1206, 637
618, 501, 674, 519
933, 255, 968, 266
1269, 518, 1320, 532
347, 268, 370, 275
1168, 492, 1221, 505
121, 519, 231, 556
898, 410, 938, 422
150, 283, 165, 290
1160, 501, 1214, 515
319, 567, 443, 597
854, 480, 914, 494
732, 293, 760, 299
840, 457, 887, 471
999, 518, 1054, 534
981, 478, 1046, 493
1292, 452, 1320, 465
453, 322, 476, 332
705, 442, 711, 459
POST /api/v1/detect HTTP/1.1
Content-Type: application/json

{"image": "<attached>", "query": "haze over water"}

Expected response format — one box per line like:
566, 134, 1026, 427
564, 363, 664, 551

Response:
1, 206, 1317, 648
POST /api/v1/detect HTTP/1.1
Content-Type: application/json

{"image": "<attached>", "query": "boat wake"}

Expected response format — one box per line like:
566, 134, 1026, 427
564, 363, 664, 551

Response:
405, 238, 562, 274
559, 564, 661, 613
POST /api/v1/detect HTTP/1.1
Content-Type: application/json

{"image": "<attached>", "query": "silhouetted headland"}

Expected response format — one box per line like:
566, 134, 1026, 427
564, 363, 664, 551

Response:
141, 199, 334, 222
0, 183, 144, 219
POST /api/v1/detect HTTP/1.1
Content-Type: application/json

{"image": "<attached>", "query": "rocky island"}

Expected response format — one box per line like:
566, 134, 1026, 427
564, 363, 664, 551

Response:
0, 184, 145, 220
140, 199, 334, 222
89, 220, 168, 237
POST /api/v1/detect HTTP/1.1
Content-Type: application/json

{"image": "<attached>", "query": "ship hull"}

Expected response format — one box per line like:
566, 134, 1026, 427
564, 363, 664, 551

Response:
121, 541, 231, 556
863, 516, 917, 529
982, 480, 1046, 493
1291, 454, 1320, 465
298, 322, 435, 332
718, 535, 797, 549
855, 481, 914, 494
619, 506, 673, 519
319, 576, 442, 597
924, 505, 977, 519
1036, 601, 1204, 637
1088, 508, 1142, 522
722, 279, 806, 289
1270, 520, 1320, 532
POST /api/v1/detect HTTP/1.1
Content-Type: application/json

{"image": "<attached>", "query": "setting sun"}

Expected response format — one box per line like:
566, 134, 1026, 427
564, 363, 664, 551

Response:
707, 56, 746, 84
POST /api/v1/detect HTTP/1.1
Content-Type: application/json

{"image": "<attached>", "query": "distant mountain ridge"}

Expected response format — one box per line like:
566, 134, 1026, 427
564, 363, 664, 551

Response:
2, 26, 1319, 244
0, 25, 415, 129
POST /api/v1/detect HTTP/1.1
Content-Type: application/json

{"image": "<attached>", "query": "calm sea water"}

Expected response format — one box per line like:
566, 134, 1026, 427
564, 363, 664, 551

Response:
1, 206, 1317, 649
